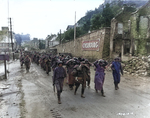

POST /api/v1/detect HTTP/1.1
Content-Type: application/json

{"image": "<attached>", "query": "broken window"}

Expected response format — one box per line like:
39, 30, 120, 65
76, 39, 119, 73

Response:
140, 16, 148, 30
118, 23, 123, 34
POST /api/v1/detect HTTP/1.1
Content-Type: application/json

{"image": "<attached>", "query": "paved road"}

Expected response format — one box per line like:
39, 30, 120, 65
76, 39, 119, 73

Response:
1, 61, 150, 118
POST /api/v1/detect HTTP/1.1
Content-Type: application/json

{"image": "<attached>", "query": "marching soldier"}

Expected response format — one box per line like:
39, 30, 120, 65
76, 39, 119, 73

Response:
45, 56, 51, 75
53, 61, 66, 104
20, 55, 24, 67
24, 55, 31, 72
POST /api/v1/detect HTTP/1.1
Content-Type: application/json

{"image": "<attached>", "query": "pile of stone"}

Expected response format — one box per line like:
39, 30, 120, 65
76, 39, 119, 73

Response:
123, 56, 150, 76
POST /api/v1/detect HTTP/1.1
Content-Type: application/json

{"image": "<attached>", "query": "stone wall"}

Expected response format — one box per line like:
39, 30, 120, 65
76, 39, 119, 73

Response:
53, 28, 110, 61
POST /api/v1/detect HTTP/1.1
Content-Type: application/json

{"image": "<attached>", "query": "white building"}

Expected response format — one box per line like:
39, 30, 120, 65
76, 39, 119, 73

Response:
0, 27, 17, 53
45, 35, 59, 48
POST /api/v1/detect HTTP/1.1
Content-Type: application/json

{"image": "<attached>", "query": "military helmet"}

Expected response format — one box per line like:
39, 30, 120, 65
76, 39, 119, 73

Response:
58, 61, 63, 65
114, 57, 120, 61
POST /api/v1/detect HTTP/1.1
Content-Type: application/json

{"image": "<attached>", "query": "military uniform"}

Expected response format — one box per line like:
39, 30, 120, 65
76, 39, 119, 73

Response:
53, 61, 66, 104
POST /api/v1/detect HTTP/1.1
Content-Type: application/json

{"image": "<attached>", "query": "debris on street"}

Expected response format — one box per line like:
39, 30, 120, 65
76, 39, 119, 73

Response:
123, 56, 150, 76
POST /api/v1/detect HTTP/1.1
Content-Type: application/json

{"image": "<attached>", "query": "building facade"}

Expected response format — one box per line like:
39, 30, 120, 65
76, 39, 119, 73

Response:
0, 27, 17, 53
110, 1, 150, 60
45, 35, 59, 49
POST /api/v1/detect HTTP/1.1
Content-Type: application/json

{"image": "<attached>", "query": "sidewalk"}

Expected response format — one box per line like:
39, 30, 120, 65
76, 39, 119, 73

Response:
0, 61, 23, 118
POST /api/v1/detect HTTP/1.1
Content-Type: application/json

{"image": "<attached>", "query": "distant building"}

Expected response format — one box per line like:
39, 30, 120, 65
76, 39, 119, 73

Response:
66, 23, 80, 31
0, 27, 17, 53
30, 38, 39, 49
2, 27, 9, 31
45, 35, 59, 48
66, 25, 74, 30
15, 33, 31, 47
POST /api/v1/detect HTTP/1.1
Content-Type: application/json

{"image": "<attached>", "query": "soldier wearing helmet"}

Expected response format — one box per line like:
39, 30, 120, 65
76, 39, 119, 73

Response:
53, 61, 66, 104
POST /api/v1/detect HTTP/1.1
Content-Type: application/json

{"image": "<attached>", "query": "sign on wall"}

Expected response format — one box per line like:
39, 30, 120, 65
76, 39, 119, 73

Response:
0, 54, 9, 61
82, 39, 100, 51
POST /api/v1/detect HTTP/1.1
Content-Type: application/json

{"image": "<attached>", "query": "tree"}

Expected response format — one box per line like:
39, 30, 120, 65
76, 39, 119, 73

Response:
39, 40, 45, 49
91, 3, 114, 30
102, 3, 114, 27
81, 20, 91, 34
91, 13, 103, 30
64, 29, 74, 41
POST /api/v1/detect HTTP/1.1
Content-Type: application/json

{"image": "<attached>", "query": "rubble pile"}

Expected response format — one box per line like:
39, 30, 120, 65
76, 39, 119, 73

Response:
123, 57, 150, 76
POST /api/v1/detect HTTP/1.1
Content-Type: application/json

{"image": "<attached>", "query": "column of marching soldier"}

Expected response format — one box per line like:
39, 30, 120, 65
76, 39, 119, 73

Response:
19, 51, 123, 104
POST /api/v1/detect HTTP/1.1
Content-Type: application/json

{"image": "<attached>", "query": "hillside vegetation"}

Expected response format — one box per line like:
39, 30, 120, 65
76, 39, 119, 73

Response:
53, 1, 148, 43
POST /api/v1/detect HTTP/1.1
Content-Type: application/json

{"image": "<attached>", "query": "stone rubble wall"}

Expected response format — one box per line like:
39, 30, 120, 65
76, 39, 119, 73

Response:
123, 56, 150, 76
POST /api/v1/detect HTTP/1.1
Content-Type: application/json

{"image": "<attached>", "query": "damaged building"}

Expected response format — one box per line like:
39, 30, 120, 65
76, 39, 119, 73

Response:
110, 1, 150, 61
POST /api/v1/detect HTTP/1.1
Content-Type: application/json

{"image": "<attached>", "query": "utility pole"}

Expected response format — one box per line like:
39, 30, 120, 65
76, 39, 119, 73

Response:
4, 55, 7, 79
9, 18, 14, 60
60, 29, 61, 44
73, 11, 76, 53
74, 11, 76, 40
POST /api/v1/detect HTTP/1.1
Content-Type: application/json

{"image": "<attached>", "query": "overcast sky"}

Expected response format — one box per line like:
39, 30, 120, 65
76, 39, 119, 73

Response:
0, 0, 104, 39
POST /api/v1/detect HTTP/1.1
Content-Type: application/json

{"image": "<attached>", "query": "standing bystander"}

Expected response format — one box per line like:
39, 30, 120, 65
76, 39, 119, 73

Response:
111, 57, 123, 90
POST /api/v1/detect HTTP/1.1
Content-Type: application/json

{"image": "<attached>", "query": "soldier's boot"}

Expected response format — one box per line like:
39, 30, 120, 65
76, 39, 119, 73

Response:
57, 92, 61, 104
81, 88, 85, 98
27, 68, 29, 72
58, 97, 61, 104
69, 85, 73, 90
87, 80, 90, 88
74, 87, 77, 95
101, 89, 105, 97
74, 85, 79, 95
117, 84, 119, 89
115, 83, 118, 90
